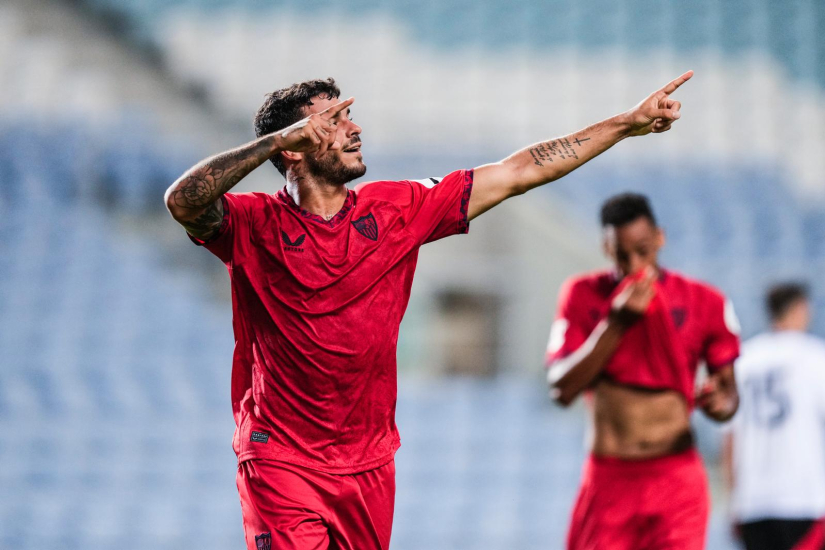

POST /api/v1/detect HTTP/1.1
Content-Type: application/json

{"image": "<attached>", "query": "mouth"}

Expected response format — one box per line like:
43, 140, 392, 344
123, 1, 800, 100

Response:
342, 143, 361, 153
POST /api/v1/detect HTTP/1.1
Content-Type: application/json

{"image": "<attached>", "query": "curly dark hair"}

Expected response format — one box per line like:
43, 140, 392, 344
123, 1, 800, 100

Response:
254, 77, 341, 176
766, 282, 809, 322
600, 192, 658, 228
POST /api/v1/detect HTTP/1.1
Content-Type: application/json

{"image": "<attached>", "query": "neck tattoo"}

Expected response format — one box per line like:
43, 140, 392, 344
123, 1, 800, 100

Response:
324, 213, 334, 221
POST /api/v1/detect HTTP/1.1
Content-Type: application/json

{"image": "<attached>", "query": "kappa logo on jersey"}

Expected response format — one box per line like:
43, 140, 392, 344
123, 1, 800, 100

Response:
412, 177, 442, 188
352, 213, 379, 241
255, 533, 272, 550
281, 230, 305, 252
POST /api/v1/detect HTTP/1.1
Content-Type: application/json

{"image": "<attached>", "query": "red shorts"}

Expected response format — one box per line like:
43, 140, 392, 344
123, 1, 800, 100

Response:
567, 448, 709, 550
236, 458, 395, 550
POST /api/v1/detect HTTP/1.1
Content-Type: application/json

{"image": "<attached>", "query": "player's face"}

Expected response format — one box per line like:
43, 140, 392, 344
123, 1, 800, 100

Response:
302, 95, 366, 185
787, 299, 812, 331
603, 217, 665, 278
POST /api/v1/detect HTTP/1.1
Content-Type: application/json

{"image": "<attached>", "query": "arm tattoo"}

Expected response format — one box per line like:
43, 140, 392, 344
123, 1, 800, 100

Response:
169, 139, 274, 210
528, 136, 588, 167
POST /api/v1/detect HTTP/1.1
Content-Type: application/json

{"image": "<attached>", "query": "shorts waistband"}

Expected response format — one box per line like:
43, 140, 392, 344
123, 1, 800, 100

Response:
588, 447, 701, 475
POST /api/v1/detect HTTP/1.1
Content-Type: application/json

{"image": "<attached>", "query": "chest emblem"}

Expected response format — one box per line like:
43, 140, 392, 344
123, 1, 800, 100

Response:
255, 533, 272, 550
589, 309, 601, 323
352, 213, 379, 241
281, 230, 305, 252
670, 307, 687, 328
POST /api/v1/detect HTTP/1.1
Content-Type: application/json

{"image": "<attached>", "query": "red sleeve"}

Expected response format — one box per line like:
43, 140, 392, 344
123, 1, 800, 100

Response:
187, 193, 255, 263
545, 278, 592, 367
703, 290, 741, 371
402, 169, 474, 244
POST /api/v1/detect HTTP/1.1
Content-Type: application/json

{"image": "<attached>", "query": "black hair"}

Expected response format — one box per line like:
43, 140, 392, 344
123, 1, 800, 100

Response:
766, 282, 809, 322
254, 77, 341, 176
600, 192, 658, 228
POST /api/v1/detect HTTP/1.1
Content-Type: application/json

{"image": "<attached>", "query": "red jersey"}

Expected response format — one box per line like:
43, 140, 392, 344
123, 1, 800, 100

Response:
190, 170, 473, 473
546, 269, 740, 406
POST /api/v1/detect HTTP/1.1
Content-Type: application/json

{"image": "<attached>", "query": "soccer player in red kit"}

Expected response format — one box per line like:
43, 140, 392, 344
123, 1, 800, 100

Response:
164, 73, 693, 550
546, 193, 741, 550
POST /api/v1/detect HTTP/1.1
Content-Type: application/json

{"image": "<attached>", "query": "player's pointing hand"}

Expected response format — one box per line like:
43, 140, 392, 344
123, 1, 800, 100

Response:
623, 71, 693, 137
276, 97, 355, 156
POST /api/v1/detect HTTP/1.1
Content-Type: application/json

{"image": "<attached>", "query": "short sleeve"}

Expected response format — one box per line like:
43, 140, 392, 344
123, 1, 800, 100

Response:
403, 169, 474, 244
545, 278, 592, 367
703, 293, 741, 371
187, 193, 255, 263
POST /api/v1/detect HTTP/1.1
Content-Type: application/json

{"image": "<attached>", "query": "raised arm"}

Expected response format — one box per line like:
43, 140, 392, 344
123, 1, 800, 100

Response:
469, 71, 693, 219
164, 137, 279, 239
549, 270, 656, 406
164, 97, 354, 239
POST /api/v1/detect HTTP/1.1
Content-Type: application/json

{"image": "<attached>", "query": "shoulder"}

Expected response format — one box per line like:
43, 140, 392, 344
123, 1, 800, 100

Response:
667, 270, 742, 330
795, 332, 825, 356
667, 271, 732, 315
354, 175, 452, 197
354, 179, 417, 198
225, 191, 276, 211
354, 171, 471, 198
560, 270, 615, 300
666, 270, 726, 301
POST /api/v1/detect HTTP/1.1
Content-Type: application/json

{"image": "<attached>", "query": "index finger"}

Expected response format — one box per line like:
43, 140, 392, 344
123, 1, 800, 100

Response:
659, 70, 693, 95
321, 97, 355, 118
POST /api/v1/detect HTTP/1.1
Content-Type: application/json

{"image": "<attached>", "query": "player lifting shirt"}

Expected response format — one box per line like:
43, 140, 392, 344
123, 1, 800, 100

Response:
164, 73, 693, 550
546, 193, 740, 550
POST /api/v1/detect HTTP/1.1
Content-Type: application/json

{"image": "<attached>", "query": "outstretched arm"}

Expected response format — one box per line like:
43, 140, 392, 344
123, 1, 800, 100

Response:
164, 97, 354, 239
468, 71, 692, 220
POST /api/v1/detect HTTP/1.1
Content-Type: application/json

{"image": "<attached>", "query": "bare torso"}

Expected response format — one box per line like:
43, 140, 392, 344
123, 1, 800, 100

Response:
590, 378, 693, 459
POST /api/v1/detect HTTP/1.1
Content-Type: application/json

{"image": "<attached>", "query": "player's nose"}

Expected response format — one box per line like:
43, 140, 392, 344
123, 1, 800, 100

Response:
628, 256, 647, 275
347, 120, 362, 136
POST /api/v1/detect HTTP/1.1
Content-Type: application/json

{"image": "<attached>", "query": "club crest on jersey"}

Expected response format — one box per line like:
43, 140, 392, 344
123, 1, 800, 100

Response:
281, 230, 305, 252
352, 213, 379, 241
255, 533, 272, 550
671, 307, 687, 328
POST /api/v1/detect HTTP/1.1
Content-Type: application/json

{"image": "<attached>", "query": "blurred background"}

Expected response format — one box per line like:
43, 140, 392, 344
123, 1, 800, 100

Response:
2, 0, 825, 548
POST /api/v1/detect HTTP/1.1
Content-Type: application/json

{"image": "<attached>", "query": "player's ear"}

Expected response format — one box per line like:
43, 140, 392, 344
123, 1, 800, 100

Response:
655, 226, 666, 249
281, 150, 303, 163
281, 151, 303, 175
601, 226, 615, 259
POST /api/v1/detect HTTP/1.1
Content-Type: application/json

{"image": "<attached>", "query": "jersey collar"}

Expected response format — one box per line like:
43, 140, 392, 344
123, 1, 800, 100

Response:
277, 187, 356, 227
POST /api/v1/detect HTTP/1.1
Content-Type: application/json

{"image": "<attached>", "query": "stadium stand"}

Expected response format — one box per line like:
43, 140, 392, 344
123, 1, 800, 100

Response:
78, 0, 825, 93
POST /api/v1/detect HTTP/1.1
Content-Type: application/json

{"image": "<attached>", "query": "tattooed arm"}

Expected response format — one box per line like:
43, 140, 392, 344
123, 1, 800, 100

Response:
164, 136, 280, 239
468, 71, 692, 220
164, 97, 355, 239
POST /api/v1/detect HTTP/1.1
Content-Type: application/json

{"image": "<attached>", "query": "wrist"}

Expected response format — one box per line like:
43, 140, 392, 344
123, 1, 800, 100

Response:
266, 132, 284, 155
611, 112, 634, 139
608, 308, 640, 329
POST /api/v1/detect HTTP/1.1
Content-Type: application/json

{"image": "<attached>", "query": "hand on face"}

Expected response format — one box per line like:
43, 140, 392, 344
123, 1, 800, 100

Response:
277, 97, 355, 156
610, 266, 657, 326
623, 70, 693, 137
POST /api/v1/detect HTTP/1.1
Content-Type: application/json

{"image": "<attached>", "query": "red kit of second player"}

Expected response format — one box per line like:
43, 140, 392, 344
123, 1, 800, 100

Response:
190, 169, 473, 474
548, 269, 740, 406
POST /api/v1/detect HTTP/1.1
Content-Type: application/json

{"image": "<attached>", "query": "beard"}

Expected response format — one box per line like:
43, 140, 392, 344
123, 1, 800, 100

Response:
305, 150, 367, 186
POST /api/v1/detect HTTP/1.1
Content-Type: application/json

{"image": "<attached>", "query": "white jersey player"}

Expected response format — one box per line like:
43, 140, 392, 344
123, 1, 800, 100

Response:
723, 283, 825, 550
